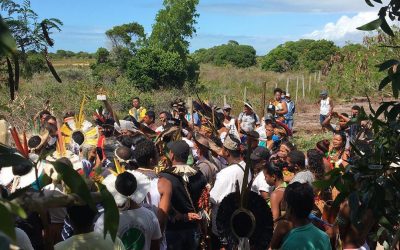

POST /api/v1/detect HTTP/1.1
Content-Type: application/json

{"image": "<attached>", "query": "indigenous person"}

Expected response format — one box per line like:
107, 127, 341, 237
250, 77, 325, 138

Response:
283, 93, 295, 130
143, 111, 158, 131
129, 97, 147, 122
95, 170, 162, 250
210, 134, 250, 249
264, 162, 286, 221
238, 102, 260, 133
250, 146, 272, 200
155, 111, 172, 133
222, 104, 239, 138
159, 140, 207, 250
327, 132, 350, 169
288, 150, 314, 185
280, 182, 331, 250
55, 205, 125, 250
193, 134, 218, 186
256, 115, 276, 150
271, 88, 288, 122
318, 90, 333, 131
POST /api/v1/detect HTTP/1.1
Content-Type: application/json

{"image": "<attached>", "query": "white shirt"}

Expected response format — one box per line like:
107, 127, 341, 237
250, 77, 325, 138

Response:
43, 183, 67, 223
210, 161, 250, 235
320, 97, 331, 115
15, 228, 34, 250
95, 207, 162, 250
251, 172, 273, 195
238, 112, 260, 133
54, 232, 125, 250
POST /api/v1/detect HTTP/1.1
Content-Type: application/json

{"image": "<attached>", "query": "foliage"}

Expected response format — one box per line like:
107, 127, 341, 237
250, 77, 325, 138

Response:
193, 41, 257, 68
315, 1, 400, 247
105, 22, 145, 52
126, 46, 187, 90
95, 47, 110, 64
149, 0, 199, 60
22, 51, 48, 78
261, 39, 338, 72
0, 0, 63, 100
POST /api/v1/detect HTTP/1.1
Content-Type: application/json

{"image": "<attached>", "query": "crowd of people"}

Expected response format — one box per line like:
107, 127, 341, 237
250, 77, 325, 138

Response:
0, 88, 374, 250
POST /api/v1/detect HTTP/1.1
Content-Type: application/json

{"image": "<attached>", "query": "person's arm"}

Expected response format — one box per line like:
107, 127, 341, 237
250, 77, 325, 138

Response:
339, 114, 350, 123
270, 191, 282, 221
329, 99, 334, 113
276, 102, 288, 115
259, 190, 269, 200
269, 219, 292, 250
157, 177, 172, 231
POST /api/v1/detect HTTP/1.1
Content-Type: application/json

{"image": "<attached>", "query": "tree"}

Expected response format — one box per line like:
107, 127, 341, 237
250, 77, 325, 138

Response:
95, 47, 110, 64
261, 45, 298, 72
126, 46, 187, 90
105, 22, 145, 52
149, 0, 199, 60
1, 0, 63, 100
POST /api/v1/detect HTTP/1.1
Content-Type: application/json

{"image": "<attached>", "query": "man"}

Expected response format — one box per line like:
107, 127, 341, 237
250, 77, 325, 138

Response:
322, 112, 351, 148
250, 146, 272, 200
287, 150, 314, 185
210, 134, 250, 249
55, 205, 125, 250
155, 111, 172, 133
159, 140, 207, 250
193, 133, 219, 186
238, 102, 260, 133
281, 182, 331, 250
284, 93, 295, 130
318, 90, 333, 131
271, 88, 288, 122
143, 111, 157, 131
349, 105, 362, 142
129, 97, 147, 122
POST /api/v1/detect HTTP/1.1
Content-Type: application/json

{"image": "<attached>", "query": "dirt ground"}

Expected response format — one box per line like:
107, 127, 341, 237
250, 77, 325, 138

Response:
293, 96, 385, 133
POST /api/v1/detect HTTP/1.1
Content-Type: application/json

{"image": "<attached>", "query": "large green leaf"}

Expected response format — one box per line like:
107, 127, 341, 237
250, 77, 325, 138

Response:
96, 182, 119, 242
0, 16, 16, 57
357, 18, 382, 31
365, 0, 375, 7
51, 161, 96, 211
0, 201, 15, 241
380, 17, 395, 37
379, 75, 392, 90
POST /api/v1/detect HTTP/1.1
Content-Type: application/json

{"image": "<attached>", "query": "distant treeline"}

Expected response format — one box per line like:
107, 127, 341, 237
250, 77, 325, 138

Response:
49, 50, 94, 59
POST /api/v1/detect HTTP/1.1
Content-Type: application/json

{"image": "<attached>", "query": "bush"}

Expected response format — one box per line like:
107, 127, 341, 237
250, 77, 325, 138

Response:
193, 41, 257, 68
126, 46, 187, 90
23, 52, 48, 78
261, 45, 298, 72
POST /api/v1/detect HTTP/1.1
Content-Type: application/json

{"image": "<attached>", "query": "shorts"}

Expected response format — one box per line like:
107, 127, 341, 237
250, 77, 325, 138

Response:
320, 114, 327, 125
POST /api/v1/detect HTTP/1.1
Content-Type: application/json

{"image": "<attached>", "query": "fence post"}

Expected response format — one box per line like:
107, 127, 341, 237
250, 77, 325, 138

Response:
302, 75, 305, 99
286, 78, 289, 93
244, 86, 247, 102
314, 72, 317, 82
309, 75, 312, 93
318, 71, 321, 83
223, 95, 227, 106
296, 76, 299, 102
262, 82, 266, 117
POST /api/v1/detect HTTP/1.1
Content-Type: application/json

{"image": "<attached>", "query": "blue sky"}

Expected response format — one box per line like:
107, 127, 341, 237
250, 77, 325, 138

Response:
10, 0, 383, 55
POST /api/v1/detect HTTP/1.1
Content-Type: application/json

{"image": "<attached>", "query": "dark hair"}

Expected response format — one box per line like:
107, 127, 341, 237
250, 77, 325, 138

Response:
57, 157, 74, 169
281, 141, 296, 152
351, 105, 361, 111
45, 123, 58, 134
67, 205, 97, 229
115, 172, 137, 196
316, 139, 330, 154
116, 146, 133, 160
134, 140, 157, 167
306, 149, 325, 180
44, 115, 57, 123
72, 131, 85, 145
28, 135, 42, 148
284, 182, 314, 219
333, 132, 347, 148
132, 97, 140, 101
159, 111, 172, 119
274, 88, 283, 94
288, 150, 305, 169
265, 162, 283, 179
63, 111, 75, 120
341, 113, 349, 118
146, 111, 156, 121
39, 110, 51, 119
227, 148, 242, 158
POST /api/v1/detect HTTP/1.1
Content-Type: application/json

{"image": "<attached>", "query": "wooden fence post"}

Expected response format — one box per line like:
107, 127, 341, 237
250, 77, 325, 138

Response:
296, 76, 299, 102
318, 71, 321, 83
302, 75, 305, 99
309, 75, 312, 93
286, 78, 289, 93
223, 95, 227, 106
244, 86, 247, 102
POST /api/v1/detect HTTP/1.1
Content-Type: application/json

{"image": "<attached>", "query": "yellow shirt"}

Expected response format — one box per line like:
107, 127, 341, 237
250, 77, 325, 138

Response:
129, 107, 147, 122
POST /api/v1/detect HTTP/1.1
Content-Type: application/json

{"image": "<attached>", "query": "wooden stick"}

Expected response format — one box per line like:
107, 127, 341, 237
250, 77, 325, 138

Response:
223, 95, 227, 106
302, 75, 305, 99
309, 75, 312, 93
286, 78, 289, 93
296, 76, 299, 102
243, 87, 247, 102
318, 71, 321, 83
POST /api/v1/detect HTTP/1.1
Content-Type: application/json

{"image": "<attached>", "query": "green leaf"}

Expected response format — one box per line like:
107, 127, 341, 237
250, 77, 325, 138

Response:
357, 18, 382, 31
392, 74, 400, 98
379, 75, 392, 90
97, 182, 119, 242
0, 201, 16, 241
0, 17, 16, 57
365, 0, 374, 7
377, 59, 399, 72
313, 179, 332, 190
51, 161, 96, 211
366, 95, 376, 116
387, 104, 400, 121
372, 0, 382, 3
380, 17, 395, 37
375, 101, 397, 119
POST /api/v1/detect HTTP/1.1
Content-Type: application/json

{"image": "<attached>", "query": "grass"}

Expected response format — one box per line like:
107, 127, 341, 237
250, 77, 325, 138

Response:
293, 131, 330, 152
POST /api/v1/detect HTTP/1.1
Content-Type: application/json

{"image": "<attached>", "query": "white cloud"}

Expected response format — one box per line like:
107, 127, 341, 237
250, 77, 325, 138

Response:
303, 12, 378, 43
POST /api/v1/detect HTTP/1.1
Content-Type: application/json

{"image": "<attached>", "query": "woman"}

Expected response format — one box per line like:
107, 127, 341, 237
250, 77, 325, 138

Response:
271, 141, 296, 182
328, 132, 350, 169
264, 162, 286, 221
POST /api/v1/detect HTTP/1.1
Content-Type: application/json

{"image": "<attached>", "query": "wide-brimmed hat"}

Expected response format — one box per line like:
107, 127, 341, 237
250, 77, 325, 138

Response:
223, 134, 241, 151
193, 132, 222, 154
223, 104, 232, 110
320, 90, 328, 96
244, 102, 254, 111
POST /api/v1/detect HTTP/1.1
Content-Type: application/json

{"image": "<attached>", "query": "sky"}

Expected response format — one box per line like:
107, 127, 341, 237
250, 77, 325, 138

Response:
6, 0, 385, 55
